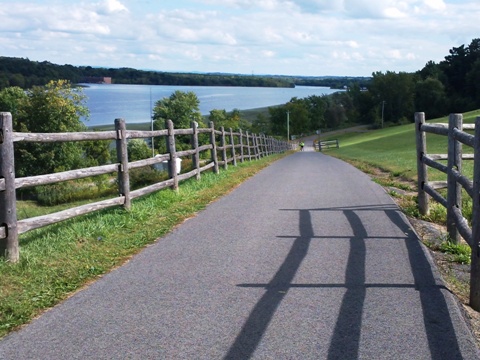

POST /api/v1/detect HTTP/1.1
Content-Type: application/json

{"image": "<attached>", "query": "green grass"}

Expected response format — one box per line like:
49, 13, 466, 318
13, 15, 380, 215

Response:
0, 153, 290, 338
324, 110, 480, 183
321, 110, 480, 228
439, 240, 472, 265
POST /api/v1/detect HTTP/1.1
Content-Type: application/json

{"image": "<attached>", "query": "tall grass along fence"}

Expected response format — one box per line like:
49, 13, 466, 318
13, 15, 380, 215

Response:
415, 112, 480, 310
0, 112, 292, 263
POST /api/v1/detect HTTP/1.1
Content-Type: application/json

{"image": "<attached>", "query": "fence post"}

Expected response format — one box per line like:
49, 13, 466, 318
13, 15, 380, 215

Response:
191, 121, 200, 180
415, 112, 429, 216
254, 134, 260, 159
115, 118, 131, 210
447, 113, 463, 243
246, 131, 252, 161
230, 128, 237, 166
239, 129, 245, 163
220, 126, 228, 170
0, 112, 19, 262
165, 120, 179, 190
209, 122, 219, 174
470, 116, 480, 310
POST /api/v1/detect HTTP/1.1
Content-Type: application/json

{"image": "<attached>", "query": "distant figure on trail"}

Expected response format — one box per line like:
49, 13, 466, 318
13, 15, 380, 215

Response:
300, 142, 305, 151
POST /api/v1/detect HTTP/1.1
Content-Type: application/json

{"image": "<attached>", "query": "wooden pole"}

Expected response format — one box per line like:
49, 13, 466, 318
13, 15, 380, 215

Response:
230, 128, 237, 166
239, 129, 244, 163
166, 120, 178, 190
115, 118, 131, 210
447, 113, 462, 243
209, 122, 219, 174
0, 112, 19, 262
470, 116, 480, 310
253, 134, 260, 159
415, 112, 429, 216
246, 131, 252, 161
221, 126, 228, 170
191, 121, 200, 180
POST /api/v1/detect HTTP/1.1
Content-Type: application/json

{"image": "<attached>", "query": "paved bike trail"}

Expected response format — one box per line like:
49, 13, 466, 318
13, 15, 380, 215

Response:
1, 152, 479, 359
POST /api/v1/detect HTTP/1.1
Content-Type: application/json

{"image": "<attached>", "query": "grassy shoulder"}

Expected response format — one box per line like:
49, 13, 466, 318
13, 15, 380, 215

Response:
317, 113, 480, 341
0, 153, 291, 338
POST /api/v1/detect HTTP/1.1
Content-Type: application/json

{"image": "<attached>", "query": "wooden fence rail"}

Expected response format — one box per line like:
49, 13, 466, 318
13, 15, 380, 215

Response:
314, 139, 339, 151
415, 112, 480, 310
0, 112, 292, 263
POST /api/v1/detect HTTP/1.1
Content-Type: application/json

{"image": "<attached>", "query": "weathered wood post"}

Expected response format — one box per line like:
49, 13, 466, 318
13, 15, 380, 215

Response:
220, 126, 228, 170
229, 128, 237, 166
115, 118, 131, 210
447, 113, 463, 243
246, 131, 252, 161
253, 134, 260, 159
191, 121, 200, 180
470, 116, 480, 310
165, 120, 179, 190
209, 122, 219, 174
0, 112, 19, 262
261, 134, 267, 156
239, 129, 245, 163
258, 134, 263, 158
415, 112, 429, 216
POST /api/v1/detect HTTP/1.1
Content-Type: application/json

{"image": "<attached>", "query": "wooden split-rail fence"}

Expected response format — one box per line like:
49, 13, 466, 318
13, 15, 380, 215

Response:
315, 139, 339, 151
0, 112, 292, 263
415, 112, 480, 310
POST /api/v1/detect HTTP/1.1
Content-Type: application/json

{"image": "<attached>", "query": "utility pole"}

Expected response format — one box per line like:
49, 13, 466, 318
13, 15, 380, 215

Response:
286, 111, 290, 142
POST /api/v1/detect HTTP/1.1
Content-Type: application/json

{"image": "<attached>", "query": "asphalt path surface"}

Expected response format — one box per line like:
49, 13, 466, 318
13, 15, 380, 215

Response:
1, 150, 480, 359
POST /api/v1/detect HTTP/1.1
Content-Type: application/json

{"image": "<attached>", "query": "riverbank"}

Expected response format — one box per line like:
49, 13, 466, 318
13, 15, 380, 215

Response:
88, 105, 278, 131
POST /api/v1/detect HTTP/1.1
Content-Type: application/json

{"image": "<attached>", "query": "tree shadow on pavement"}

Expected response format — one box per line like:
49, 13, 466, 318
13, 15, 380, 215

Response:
225, 204, 464, 359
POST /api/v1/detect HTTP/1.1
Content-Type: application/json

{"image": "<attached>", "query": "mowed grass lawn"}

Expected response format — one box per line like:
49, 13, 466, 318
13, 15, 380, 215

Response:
322, 110, 480, 183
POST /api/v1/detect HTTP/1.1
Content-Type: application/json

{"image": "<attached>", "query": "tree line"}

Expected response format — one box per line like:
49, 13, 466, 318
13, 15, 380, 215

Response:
261, 38, 480, 138
0, 56, 296, 89
1, 38, 479, 186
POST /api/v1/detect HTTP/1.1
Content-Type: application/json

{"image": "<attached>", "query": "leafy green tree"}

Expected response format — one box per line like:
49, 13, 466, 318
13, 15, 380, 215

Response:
208, 108, 250, 132
286, 98, 310, 135
414, 77, 447, 118
0, 86, 27, 117
269, 98, 310, 138
208, 109, 230, 129
252, 113, 270, 134
153, 90, 203, 129
345, 83, 375, 124
304, 95, 326, 131
152, 90, 205, 151
368, 71, 415, 124
127, 139, 152, 161
466, 59, 480, 108
13, 80, 90, 176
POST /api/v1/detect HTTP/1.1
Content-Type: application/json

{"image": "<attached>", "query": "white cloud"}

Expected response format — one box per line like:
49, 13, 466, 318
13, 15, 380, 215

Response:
95, 0, 129, 15
0, 0, 479, 76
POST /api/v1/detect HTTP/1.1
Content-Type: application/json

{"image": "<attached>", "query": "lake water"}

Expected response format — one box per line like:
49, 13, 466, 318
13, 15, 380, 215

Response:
81, 84, 339, 127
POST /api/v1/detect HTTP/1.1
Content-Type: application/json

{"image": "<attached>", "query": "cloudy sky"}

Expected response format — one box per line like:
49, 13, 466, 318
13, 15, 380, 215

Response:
1, 0, 479, 77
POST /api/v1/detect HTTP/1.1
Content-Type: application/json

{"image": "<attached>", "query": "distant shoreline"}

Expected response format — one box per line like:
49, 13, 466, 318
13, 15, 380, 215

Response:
88, 105, 278, 131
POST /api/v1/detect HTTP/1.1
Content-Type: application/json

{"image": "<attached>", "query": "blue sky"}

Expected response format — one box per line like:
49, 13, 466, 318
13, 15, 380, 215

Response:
1, 0, 479, 76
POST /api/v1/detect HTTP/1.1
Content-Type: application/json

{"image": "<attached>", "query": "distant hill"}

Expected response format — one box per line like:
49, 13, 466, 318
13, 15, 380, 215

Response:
0, 56, 370, 90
